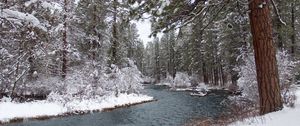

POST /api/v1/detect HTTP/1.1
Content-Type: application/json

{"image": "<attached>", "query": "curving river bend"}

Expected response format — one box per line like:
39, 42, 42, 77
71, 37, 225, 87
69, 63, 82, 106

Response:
7, 85, 229, 126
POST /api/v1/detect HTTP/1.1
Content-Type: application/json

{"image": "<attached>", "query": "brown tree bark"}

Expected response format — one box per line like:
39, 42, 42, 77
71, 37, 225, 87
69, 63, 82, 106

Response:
248, 0, 283, 115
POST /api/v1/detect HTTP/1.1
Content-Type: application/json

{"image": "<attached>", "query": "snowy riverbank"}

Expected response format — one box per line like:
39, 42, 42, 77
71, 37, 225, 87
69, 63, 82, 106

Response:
230, 86, 300, 126
0, 93, 154, 124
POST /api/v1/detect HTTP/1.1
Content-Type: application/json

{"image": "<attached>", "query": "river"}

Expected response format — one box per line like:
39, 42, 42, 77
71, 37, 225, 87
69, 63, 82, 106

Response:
7, 85, 229, 126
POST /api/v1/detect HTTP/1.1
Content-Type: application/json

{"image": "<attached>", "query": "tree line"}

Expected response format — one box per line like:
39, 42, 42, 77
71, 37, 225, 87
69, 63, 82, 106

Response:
132, 0, 300, 115
0, 0, 144, 99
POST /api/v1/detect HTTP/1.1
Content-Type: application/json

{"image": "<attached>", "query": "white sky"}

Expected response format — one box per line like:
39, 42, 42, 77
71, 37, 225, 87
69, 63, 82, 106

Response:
135, 19, 153, 45
135, 20, 163, 47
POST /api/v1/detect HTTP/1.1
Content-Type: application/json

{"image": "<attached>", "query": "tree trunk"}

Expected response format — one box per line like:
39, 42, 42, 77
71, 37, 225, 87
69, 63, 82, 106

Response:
210, 68, 214, 85
155, 40, 161, 82
290, 1, 296, 56
231, 71, 238, 86
170, 35, 176, 78
111, 0, 118, 65
220, 65, 227, 87
213, 57, 219, 86
62, 0, 68, 79
248, 0, 283, 115
202, 62, 209, 84
92, 4, 97, 61
213, 67, 218, 86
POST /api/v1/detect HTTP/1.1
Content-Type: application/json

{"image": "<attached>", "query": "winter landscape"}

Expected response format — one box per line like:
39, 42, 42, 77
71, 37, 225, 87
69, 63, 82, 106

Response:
1, 0, 300, 126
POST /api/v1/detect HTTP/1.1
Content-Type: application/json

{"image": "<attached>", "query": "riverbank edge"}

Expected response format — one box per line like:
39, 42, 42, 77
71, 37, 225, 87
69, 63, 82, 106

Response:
186, 86, 300, 126
0, 99, 157, 125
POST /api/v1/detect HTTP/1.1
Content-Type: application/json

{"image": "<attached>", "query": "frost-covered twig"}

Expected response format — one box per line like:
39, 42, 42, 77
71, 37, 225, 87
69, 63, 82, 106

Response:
10, 67, 30, 100
270, 0, 286, 25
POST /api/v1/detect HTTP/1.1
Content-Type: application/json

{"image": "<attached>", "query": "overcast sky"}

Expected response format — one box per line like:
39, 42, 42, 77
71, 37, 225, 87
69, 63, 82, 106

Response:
135, 20, 152, 46
134, 19, 163, 47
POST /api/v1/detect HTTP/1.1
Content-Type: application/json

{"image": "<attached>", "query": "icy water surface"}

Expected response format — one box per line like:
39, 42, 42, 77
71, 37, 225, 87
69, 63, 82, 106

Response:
7, 85, 229, 126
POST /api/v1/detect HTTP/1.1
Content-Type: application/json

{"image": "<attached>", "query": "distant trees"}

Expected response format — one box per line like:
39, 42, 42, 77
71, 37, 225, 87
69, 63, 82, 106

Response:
138, 1, 244, 87
0, 0, 144, 99
273, 0, 300, 56
160, 30, 176, 78
75, 0, 108, 74
129, 0, 300, 115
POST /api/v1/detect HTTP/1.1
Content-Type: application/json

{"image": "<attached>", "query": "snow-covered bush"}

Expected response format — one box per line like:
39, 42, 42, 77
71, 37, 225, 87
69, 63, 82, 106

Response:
190, 73, 201, 87
172, 72, 191, 88
142, 76, 155, 84
105, 59, 143, 96
165, 74, 174, 84
160, 73, 202, 88
24, 59, 144, 103
196, 83, 208, 92
0, 48, 13, 92
236, 53, 258, 102
120, 60, 143, 93
237, 51, 298, 104
159, 74, 174, 86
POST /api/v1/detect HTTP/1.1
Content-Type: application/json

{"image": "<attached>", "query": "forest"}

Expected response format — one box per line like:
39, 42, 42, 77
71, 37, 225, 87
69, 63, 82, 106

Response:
1, 0, 300, 125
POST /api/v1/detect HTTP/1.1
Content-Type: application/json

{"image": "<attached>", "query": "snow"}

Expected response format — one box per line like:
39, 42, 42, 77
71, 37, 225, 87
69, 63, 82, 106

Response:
75, 0, 81, 5
24, 0, 63, 13
173, 84, 208, 92
0, 101, 65, 123
156, 73, 209, 93
237, 51, 297, 102
190, 92, 207, 97
173, 72, 192, 87
64, 94, 152, 112
190, 0, 195, 4
230, 87, 300, 126
24, 0, 38, 7
0, 94, 153, 123
157, 0, 171, 15
0, 9, 47, 31
41, 1, 63, 14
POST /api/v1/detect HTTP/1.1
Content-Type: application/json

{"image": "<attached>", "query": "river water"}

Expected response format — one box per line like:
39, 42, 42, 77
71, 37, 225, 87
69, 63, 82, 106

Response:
7, 85, 229, 126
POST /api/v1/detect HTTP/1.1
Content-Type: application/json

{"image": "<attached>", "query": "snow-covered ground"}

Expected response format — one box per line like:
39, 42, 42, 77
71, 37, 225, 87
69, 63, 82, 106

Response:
230, 87, 300, 126
0, 94, 153, 123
